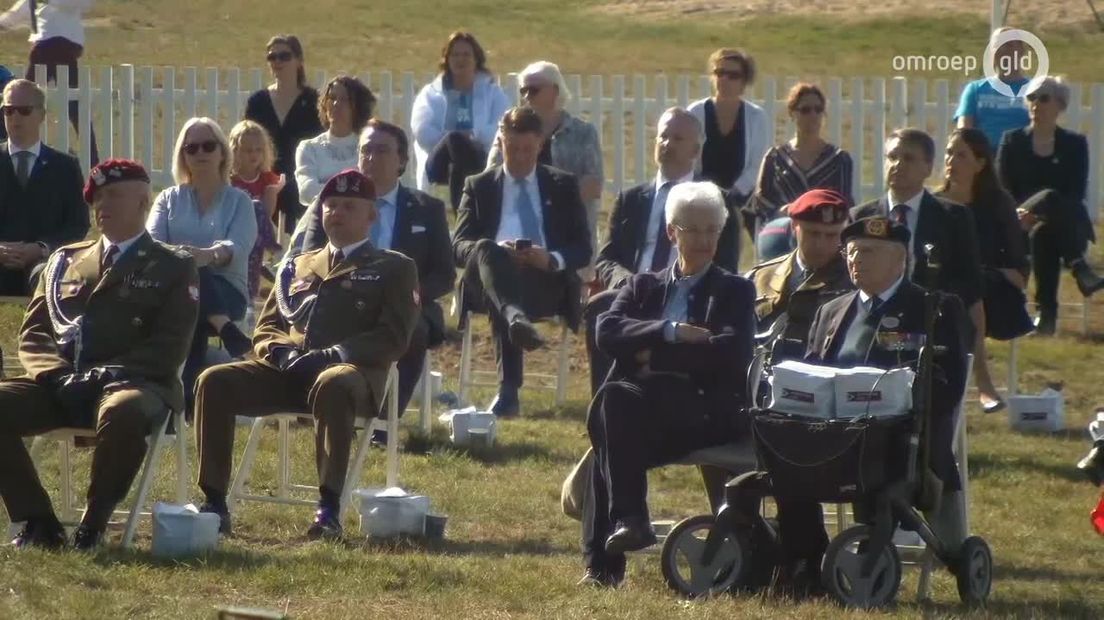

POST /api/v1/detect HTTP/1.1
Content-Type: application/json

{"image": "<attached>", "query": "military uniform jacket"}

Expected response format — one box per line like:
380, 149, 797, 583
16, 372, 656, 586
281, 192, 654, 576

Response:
17, 233, 200, 413
805, 280, 969, 490
255, 242, 419, 411
748, 250, 853, 359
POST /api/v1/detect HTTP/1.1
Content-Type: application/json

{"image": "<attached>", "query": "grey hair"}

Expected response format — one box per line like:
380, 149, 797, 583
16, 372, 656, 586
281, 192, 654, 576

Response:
657, 106, 703, 147
665, 181, 727, 225
518, 60, 571, 109
1030, 75, 1070, 111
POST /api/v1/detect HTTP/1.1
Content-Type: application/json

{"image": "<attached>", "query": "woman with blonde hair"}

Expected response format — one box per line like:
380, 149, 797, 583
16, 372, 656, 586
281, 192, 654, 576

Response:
148, 117, 258, 410
229, 119, 283, 301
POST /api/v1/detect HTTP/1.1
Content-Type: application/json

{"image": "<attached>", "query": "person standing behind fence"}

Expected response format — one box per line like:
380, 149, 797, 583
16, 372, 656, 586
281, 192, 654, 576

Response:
751, 82, 854, 263
940, 128, 1031, 413
228, 120, 283, 302
0, 0, 98, 165
244, 35, 323, 233
997, 76, 1104, 336
147, 117, 257, 412
412, 31, 510, 212
688, 48, 769, 249
954, 27, 1031, 153
488, 61, 603, 272
295, 75, 375, 215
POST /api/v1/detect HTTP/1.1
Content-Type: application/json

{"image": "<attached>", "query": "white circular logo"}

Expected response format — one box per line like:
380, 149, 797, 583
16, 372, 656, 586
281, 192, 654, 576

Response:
983, 29, 1049, 98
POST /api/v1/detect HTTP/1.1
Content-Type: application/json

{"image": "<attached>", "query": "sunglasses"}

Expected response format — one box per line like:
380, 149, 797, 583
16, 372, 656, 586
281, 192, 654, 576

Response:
183, 140, 220, 155
520, 85, 545, 98
795, 104, 825, 115
266, 51, 294, 63
1027, 93, 1052, 104
2, 105, 36, 116
713, 69, 745, 80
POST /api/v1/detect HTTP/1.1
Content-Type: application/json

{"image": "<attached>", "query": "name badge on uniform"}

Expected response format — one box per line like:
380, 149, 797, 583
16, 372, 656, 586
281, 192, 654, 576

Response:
349, 269, 381, 282
126, 277, 162, 290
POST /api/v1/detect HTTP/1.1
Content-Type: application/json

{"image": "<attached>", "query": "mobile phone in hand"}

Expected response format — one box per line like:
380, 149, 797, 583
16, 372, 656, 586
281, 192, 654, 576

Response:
515, 238, 532, 250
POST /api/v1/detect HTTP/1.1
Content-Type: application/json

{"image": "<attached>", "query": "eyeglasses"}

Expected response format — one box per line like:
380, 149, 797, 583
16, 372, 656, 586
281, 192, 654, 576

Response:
712, 69, 745, 80
1026, 93, 1052, 104
1, 105, 36, 116
795, 104, 825, 115
520, 85, 544, 98
266, 51, 294, 63
182, 140, 220, 155
672, 224, 723, 238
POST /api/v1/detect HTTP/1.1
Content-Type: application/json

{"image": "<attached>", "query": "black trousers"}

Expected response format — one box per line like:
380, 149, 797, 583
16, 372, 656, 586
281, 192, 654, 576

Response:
582, 377, 742, 572
1023, 189, 1089, 316
427, 131, 486, 212
25, 37, 98, 166
583, 289, 619, 396
462, 241, 569, 389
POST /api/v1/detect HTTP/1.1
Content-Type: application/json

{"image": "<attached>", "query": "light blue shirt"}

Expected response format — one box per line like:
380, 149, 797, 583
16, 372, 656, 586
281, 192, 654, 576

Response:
373, 184, 400, 251
496, 169, 565, 271
954, 77, 1030, 149
147, 184, 258, 303
662, 263, 710, 341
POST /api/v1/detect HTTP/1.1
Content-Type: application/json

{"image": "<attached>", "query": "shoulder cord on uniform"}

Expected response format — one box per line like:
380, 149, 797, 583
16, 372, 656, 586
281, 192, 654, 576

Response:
274, 253, 317, 323
43, 249, 83, 367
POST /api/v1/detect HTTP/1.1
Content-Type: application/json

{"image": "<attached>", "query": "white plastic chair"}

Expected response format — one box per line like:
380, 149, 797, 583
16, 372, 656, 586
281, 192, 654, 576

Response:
228, 364, 401, 521
457, 310, 571, 406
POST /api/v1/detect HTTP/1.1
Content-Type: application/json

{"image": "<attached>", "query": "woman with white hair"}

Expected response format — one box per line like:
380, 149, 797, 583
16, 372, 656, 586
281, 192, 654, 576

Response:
489, 61, 603, 252
148, 117, 258, 406
996, 76, 1104, 335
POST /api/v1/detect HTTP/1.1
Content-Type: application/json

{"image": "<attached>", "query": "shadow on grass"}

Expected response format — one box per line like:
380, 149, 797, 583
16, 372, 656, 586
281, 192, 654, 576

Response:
91, 545, 275, 571
993, 562, 1103, 584
969, 451, 1089, 484
920, 597, 1102, 619
354, 535, 575, 558
403, 430, 573, 465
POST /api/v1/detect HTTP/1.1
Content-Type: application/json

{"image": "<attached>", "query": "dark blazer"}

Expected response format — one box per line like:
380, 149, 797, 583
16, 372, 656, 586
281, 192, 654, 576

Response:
851, 191, 982, 308
596, 178, 739, 289
297, 184, 454, 345
596, 264, 756, 423
0, 142, 89, 294
805, 280, 968, 490
997, 125, 1093, 242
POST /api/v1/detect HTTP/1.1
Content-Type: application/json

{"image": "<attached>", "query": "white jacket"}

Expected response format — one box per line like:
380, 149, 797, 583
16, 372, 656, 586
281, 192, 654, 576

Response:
410, 72, 510, 191
687, 97, 770, 198
0, 0, 94, 45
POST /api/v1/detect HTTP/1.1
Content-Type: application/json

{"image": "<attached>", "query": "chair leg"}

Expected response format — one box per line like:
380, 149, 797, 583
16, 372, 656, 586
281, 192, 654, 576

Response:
1007, 339, 1019, 398
174, 410, 189, 505
458, 313, 473, 404
122, 413, 171, 548
277, 416, 291, 500
555, 324, 570, 406
386, 366, 400, 490
59, 438, 75, 524
420, 351, 433, 435
341, 424, 374, 523
229, 418, 267, 506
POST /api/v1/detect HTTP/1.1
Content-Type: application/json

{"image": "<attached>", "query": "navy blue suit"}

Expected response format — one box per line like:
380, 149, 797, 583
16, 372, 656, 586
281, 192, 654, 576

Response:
583, 264, 755, 573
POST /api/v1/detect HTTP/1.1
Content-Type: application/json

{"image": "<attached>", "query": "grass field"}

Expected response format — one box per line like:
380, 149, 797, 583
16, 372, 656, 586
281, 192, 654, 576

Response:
2, 1, 1104, 618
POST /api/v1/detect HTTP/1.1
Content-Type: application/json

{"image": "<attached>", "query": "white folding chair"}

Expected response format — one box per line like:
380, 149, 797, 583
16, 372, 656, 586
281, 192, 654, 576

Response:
29, 408, 189, 549
228, 364, 401, 521
457, 310, 571, 407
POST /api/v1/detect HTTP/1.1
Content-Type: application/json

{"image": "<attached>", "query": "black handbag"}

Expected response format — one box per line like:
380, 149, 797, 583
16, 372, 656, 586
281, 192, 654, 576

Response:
751, 412, 912, 503
982, 269, 1033, 341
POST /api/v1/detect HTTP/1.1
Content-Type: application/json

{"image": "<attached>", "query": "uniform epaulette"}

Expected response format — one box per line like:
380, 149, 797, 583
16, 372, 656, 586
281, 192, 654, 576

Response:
57, 239, 97, 252
748, 252, 789, 274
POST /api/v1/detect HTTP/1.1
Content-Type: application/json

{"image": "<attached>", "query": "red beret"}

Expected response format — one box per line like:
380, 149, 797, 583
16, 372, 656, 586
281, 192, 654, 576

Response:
84, 158, 150, 203
787, 189, 850, 225
319, 169, 375, 204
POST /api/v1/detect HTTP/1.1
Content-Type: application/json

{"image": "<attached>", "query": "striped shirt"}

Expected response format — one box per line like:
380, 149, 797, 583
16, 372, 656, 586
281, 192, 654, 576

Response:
751, 143, 854, 218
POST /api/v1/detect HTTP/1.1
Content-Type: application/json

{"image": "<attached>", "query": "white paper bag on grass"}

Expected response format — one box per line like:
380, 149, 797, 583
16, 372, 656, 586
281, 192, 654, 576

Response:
151, 502, 219, 558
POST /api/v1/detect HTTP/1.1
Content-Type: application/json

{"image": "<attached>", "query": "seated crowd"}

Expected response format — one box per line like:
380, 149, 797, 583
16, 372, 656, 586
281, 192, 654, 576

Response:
0, 28, 1100, 596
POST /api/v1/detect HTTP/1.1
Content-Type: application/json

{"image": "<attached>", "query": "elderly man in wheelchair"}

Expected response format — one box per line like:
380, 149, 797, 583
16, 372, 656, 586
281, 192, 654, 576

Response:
650, 216, 994, 608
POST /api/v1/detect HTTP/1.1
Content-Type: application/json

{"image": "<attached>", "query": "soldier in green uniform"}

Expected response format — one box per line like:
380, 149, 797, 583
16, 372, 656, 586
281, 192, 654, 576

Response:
194, 169, 419, 541
0, 159, 199, 550
746, 189, 853, 361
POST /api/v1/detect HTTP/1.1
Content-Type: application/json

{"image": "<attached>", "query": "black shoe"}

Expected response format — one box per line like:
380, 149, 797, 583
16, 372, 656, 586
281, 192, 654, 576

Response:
507, 315, 545, 351
1078, 441, 1104, 486
577, 567, 624, 588
1033, 314, 1056, 337
488, 388, 520, 418
370, 428, 388, 449
770, 558, 825, 599
1072, 261, 1104, 297
199, 502, 232, 535
11, 517, 66, 550
604, 517, 657, 555
72, 524, 103, 551
306, 506, 343, 541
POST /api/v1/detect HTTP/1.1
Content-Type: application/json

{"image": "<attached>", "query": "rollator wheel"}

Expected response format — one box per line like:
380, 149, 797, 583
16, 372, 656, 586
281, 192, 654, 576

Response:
821, 525, 902, 608
955, 536, 993, 608
660, 514, 751, 598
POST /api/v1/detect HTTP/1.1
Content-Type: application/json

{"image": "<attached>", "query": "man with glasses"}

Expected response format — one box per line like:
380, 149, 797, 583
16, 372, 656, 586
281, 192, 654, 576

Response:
580, 181, 755, 588
0, 79, 88, 296
289, 119, 454, 421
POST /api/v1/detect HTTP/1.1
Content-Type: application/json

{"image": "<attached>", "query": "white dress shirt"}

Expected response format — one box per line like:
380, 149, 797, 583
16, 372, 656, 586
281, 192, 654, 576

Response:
101, 231, 144, 262
0, 0, 94, 46
858, 274, 905, 312
328, 236, 371, 260
638, 170, 694, 272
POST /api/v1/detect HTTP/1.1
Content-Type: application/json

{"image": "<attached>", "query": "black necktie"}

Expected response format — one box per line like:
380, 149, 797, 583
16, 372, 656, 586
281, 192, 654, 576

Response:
836, 296, 883, 366
891, 204, 910, 227
101, 245, 119, 276
650, 182, 673, 272
869, 295, 883, 314
330, 248, 345, 272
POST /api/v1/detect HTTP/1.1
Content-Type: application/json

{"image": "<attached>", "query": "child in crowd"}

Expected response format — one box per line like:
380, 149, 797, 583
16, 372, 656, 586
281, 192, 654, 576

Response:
229, 120, 284, 300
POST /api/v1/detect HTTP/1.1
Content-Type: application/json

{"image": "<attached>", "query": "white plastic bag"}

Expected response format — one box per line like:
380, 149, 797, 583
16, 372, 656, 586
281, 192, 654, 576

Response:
356, 487, 431, 537
151, 502, 219, 558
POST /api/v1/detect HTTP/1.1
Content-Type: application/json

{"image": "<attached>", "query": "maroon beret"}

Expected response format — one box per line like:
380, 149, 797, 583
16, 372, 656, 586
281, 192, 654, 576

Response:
84, 158, 150, 203
319, 169, 376, 204
788, 189, 850, 225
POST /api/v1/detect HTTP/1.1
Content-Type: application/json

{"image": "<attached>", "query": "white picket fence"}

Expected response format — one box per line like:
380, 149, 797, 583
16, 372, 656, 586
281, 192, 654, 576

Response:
17, 63, 1104, 217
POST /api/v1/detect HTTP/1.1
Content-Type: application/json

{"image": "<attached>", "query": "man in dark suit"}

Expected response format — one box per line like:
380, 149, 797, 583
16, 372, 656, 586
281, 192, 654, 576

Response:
850, 128, 981, 331
0, 79, 89, 295
580, 181, 755, 587
453, 106, 592, 417
585, 107, 739, 394
747, 188, 853, 362
804, 216, 970, 563
291, 119, 454, 415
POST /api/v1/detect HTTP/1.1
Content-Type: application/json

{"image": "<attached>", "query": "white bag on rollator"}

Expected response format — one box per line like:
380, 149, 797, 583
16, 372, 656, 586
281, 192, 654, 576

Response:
833, 366, 914, 419
769, 360, 837, 418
